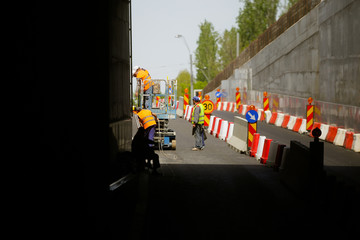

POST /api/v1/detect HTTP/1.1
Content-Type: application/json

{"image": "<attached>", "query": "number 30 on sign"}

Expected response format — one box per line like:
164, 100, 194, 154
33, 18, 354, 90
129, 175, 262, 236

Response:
202, 100, 215, 114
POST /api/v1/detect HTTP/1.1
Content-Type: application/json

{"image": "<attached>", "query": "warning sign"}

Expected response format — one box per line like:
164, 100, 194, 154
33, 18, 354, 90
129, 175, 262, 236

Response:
202, 100, 215, 114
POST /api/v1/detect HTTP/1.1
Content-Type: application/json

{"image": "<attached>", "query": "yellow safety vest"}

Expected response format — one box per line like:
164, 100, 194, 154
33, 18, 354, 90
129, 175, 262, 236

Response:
192, 103, 205, 125
136, 69, 154, 91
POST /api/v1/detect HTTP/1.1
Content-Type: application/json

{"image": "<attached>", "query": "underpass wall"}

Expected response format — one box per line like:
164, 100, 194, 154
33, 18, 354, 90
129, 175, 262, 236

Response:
205, 0, 360, 132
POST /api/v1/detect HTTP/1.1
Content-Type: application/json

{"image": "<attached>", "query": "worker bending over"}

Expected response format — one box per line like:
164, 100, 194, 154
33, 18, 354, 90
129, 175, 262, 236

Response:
133, 107, 161, 175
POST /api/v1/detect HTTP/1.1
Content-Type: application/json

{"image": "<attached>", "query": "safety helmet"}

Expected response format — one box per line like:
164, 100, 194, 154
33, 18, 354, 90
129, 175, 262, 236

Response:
132, 66, 140, 75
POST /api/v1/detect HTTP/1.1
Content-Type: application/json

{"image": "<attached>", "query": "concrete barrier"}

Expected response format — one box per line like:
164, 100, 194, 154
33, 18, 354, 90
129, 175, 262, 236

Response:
274, 144, 286, 171
279, 146, 290, 171
227, 116, 248, 153
334, 128, 347, 146
255, 136, 266, 161
265, 141, 279, 167
275, 113, 284, 127
352, 134, 360, 152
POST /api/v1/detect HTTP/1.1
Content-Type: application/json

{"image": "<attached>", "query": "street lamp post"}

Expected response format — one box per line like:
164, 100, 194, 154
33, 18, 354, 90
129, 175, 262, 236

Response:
175, 34, 193, 102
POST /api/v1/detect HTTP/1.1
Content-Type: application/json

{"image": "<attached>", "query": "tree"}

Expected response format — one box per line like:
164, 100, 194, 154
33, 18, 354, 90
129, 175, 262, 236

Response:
218, 27, 238, 69
236, 0, 279, 49
176, 69, 190, 99
194, 20, 220, 83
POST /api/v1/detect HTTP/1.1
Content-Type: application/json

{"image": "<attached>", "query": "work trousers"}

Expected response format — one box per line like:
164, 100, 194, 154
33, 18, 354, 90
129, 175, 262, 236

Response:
144, 86, 153, 109
194, 124, 205, 149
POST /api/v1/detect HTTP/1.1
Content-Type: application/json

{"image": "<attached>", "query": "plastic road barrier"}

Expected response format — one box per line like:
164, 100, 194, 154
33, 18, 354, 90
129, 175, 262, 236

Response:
343, 131, 354, 150
255, 136, 266, 161
326, 125, 338, 143
226, 122, 234, 142
281, 115, 290, 128
264, 110, 272, 123
208, 115, 215, 134
269, 112, 278, 125
219, 120, 229, 141
260, 138, 272, 164
250, 133, 260, 157
265, 141, 279, 167
319, 124, 329, 141
287, 116, 297, 130
275, 113, 284, 127
352, 134, 360, 152
334, 128, 347, 146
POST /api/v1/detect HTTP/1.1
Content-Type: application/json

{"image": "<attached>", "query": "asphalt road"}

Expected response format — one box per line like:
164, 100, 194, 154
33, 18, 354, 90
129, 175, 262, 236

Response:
212, 110, 360, 186
113, 115, 360, 240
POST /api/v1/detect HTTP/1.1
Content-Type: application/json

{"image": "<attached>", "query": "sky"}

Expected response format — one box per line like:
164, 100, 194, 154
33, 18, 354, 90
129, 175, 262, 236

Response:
131, 0, 243, 82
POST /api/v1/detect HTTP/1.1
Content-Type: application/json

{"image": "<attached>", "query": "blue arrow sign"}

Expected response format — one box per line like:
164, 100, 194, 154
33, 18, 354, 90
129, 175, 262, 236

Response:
215, 92, 222, 98
246, 110, 258, 123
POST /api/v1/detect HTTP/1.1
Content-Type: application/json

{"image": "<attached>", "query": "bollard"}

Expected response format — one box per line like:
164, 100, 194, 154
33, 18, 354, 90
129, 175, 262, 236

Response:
306, 97, 314, 132
184, 88, 189, 115
248, 122, 257, 148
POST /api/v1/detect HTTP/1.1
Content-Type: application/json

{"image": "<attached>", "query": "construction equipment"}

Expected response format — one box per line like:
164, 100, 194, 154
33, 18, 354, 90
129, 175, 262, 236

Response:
136, 78, 177, 150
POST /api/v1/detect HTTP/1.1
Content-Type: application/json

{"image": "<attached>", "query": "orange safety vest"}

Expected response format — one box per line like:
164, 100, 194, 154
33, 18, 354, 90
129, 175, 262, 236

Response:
137, 109, 156, 129
135, 69, 154, 91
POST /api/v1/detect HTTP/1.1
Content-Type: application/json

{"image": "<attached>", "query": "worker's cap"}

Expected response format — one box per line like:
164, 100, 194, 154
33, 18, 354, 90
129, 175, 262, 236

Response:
132, 66, 140, 75
192, 96, 200, 102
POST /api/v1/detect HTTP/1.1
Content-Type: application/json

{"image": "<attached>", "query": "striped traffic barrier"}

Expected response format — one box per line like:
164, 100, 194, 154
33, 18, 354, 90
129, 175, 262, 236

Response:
343, 131, 354, 150
219, 120, 229, 141
264, 110, 272, 123
275, 113, 284, 127
238, 105, 243, 115
306, 97, 314, 131
352, 134, 360, 152
250, 133, 260, 157
281, 115, 290, 128
248, 122, 257, 148
287, 116, 297, 130
186, 106, 193, 122
212, 117, 221, 136
265, 141, 279, 167
298, 118, 307, 134
319, 124, 329, 141
260, 138, 272, 164
204, 114, 211, 127
184, 105, 190, 119
184, 89, 189, 114
334, 128, 347, 146
325, 125, 338, 143
292, 118, 303, 132
208, 115, 216, 134
257, 109, 265, 121
269, 112, 278, 124
255, 136, 266, 161
241, 105, 248, 115
225, 122, 234, 142
215, 119, 224, 138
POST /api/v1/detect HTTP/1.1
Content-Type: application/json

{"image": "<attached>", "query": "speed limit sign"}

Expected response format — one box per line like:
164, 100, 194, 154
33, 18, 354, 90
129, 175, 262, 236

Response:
202, 100, 215, 114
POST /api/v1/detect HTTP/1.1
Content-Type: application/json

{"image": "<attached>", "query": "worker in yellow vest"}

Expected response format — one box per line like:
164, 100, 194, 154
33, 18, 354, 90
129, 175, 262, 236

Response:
191, 97, 206, 151
133, 107, 161, 175
133, 66, 154, 109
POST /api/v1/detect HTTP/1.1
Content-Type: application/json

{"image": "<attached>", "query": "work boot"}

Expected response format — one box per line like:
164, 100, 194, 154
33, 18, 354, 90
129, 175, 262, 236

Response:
192, 147, 199, 151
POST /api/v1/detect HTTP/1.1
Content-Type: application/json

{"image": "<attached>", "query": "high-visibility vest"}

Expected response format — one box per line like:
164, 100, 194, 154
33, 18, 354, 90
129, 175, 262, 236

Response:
136, 69, 154, 91
191, 103, 205, 125
137, 109, 156, 129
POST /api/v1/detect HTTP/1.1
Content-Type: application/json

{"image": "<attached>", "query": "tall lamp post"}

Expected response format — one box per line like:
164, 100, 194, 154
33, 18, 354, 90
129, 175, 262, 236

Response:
175, 34, 193, 102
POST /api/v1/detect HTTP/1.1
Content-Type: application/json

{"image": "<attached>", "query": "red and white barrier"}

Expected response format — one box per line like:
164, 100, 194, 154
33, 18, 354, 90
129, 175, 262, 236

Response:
208, 115, 216, 134
255, 136, 266, 161
275, 113, 284, 127
352, 134, 360, 152
219, 120, 229, 141
226, 122, 234, 142
334, 128, 347, 146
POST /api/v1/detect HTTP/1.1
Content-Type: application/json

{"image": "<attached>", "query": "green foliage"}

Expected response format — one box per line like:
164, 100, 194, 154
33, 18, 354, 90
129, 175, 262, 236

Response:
176, 69, 190, 99
193, 80, 208, 90
236, 0, 279, 49
194, 20, 220, 83
218, 27, 238, 69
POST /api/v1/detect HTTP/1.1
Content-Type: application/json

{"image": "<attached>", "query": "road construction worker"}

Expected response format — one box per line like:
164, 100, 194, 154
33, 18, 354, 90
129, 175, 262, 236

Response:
191, 96, 206, 151
133, 66, 154, 109
133, 107, 161, 175
134, 107, 158, 148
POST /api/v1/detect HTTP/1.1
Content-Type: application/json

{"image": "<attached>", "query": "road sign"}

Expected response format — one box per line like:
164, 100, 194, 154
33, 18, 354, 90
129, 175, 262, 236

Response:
246, 110, 258, 123
215, 91, 222, 98
202, 100, 215, 114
